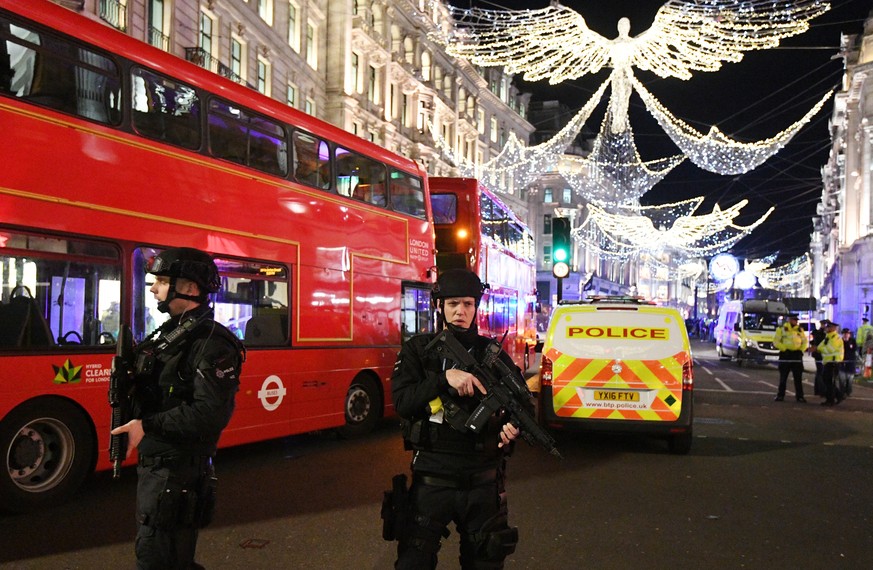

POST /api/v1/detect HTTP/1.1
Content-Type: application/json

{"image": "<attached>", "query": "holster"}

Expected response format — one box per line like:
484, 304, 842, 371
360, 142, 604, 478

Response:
381, 473, 409, 541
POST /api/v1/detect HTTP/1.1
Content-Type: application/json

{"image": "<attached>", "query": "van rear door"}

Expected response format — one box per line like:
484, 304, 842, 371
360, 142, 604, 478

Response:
544, 306, 691, 421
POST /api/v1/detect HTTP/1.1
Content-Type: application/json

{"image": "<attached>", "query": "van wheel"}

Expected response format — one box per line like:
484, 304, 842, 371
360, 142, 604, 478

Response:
0, 399, 95, 513
717, 344, 729, 361
668, 431, 693, 455
338, 376, 381, 438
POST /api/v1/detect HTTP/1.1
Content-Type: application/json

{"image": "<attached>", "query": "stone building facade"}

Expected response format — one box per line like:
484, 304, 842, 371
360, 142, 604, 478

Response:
816, 10, 873, 329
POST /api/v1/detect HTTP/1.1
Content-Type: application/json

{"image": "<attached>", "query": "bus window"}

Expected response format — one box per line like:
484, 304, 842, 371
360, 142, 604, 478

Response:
213, 258, 290, 347
0, 229, 121, 348
0, 15, 121, 124
335, 146, 387, 207
207, 98, 288, 176
131, 66, 201, 150
430, 193, 457, 224
292, 130, 330, 189
401, 283, 434, 342
390, 170, 426, 219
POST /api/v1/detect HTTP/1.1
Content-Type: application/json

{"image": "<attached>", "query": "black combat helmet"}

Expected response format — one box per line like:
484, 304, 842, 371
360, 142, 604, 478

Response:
148, 247, 220, 312
432, 268, 487, 303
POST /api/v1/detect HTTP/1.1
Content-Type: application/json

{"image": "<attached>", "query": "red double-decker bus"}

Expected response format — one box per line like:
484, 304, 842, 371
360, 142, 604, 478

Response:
0, 0, 435, 511
429, 177, 537, 370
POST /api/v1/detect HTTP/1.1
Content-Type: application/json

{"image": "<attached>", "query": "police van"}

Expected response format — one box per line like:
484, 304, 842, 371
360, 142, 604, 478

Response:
538, 297, 694, 454
714, 299, 789, 365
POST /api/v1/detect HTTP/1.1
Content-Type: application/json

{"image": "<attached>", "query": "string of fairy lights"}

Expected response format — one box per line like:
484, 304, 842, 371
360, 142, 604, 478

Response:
427, 0, 830, 289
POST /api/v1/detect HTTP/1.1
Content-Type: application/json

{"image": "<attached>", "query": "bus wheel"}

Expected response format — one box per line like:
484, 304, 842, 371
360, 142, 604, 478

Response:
338, 376, 381, 438
0, 399, 95, 513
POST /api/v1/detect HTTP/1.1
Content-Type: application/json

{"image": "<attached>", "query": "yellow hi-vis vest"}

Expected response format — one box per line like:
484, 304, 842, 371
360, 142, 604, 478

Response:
774, 323, 808, 353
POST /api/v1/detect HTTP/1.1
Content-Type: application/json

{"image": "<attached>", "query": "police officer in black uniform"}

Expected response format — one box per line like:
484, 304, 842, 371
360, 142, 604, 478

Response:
111, 247, 244, 570
390, 269, 522, 569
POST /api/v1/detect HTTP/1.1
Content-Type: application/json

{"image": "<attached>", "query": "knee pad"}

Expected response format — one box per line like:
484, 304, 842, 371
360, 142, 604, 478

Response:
467, 510, 518, 563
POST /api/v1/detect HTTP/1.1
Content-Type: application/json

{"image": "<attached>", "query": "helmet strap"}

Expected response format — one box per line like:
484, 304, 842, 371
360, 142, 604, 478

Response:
157, 276, 207, 313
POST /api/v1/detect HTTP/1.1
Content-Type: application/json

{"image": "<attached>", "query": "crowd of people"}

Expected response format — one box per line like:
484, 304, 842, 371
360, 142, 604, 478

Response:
774, 316, 871, 406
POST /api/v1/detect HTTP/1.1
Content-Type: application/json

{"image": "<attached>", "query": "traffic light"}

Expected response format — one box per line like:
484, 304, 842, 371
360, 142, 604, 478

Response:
552, 217, 571, 279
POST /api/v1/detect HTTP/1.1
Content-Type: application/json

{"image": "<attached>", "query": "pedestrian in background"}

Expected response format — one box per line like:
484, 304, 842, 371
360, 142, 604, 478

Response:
818, 321, 844, 406
810, 319, 828, 396
840, 328, 857, 397
855, 317, 872, 358
773, 314, 807, 402
110, 247, 244, 570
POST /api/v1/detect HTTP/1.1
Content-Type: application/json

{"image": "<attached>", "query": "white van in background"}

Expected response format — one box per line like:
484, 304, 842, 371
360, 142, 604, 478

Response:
715, 299, 789, 365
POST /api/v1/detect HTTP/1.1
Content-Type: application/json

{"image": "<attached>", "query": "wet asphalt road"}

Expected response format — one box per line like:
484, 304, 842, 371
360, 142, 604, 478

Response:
2, 339, 873, 569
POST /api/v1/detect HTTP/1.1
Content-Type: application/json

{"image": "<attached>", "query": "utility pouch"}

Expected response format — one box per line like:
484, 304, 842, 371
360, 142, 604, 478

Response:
484, 526, 518, 559
381, 473, 408, 541
196, 475, 218, 528
154, 479, 184, 529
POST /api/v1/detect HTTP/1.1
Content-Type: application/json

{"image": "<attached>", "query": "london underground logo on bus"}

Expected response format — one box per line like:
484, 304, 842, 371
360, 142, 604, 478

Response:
566, 326, 669, 340
258, 375, 287, 411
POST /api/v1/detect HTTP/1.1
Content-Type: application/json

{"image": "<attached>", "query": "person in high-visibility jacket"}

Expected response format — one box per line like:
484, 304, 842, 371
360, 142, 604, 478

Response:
773, 314, 808, 402
818, 321, 844, 406
855, 318, 872, 358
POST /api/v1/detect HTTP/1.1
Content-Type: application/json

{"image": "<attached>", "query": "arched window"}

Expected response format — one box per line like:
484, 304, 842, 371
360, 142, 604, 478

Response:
403, 37, 414, 65
421, 51, 431, 81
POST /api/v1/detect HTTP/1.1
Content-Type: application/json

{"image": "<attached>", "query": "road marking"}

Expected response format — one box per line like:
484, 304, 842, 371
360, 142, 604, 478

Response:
700, 365, 713, 375
736, 371, 750, 378
713, 377, 733, 391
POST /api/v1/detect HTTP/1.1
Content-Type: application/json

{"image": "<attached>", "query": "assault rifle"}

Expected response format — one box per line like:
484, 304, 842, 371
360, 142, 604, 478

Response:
425, 329, 562, 459
108, 314, 209, 478
108, 325, 135, 479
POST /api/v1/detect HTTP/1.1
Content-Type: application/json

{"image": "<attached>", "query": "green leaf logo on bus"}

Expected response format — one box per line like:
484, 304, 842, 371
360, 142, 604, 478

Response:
52, 360, 83, 385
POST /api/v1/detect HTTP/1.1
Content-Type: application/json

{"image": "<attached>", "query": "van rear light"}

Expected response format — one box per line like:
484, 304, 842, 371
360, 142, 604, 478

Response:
682, 360, 693, 391
540, 354, 553, 388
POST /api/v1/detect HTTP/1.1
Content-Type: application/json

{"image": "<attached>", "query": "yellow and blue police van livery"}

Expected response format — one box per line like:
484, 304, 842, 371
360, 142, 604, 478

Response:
538, 297, 694, 454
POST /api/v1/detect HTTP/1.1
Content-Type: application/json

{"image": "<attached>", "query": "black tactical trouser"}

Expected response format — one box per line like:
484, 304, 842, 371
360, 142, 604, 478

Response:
135, 456, 215, 570
395, 471, 515, 570
777, 351, 804, 399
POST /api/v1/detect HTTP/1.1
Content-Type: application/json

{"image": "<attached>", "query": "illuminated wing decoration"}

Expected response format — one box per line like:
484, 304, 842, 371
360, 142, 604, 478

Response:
437, 1, 830, 83
634, 78, 834, 174
579, 199, 775, 257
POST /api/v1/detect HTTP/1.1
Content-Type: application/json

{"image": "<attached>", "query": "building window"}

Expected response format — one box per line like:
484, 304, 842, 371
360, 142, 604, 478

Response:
147, 0, 169, 51
402, 93, 409, 127
199, 11, 214, 57
288, 1, 300, 52
421, 50, 431, 81
544, 245, 551, 265
351, 53, 361, 93
563, 187, 572, 203
368, 65, 377, 103
305, 97, 315, 115
544, 187, 553, 202
305, 22, 317, 69
230, 37, 245, 82
490, 117, 497, 143
477, 109, 485, 134
544, 214, 552, 234
100, 0, 127, 32
258, 0, 273, 26
286, 83, 296, 107
257, 56, 270, 95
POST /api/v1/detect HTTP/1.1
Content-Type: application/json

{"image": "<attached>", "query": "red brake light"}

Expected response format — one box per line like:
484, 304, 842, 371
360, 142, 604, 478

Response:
540, 354, 553, 387
682, 360, 693, 390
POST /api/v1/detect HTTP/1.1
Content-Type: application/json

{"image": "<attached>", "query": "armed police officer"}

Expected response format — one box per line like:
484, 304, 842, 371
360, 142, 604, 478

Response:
388, 269, 523, 569
110, 247, 244, 570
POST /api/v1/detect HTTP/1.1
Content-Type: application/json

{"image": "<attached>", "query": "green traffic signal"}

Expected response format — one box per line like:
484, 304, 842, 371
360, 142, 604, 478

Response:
552, 217, 571, 271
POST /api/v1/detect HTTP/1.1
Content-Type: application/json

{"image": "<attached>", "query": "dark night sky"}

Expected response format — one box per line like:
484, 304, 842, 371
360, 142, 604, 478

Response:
464, 0, 872, 264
